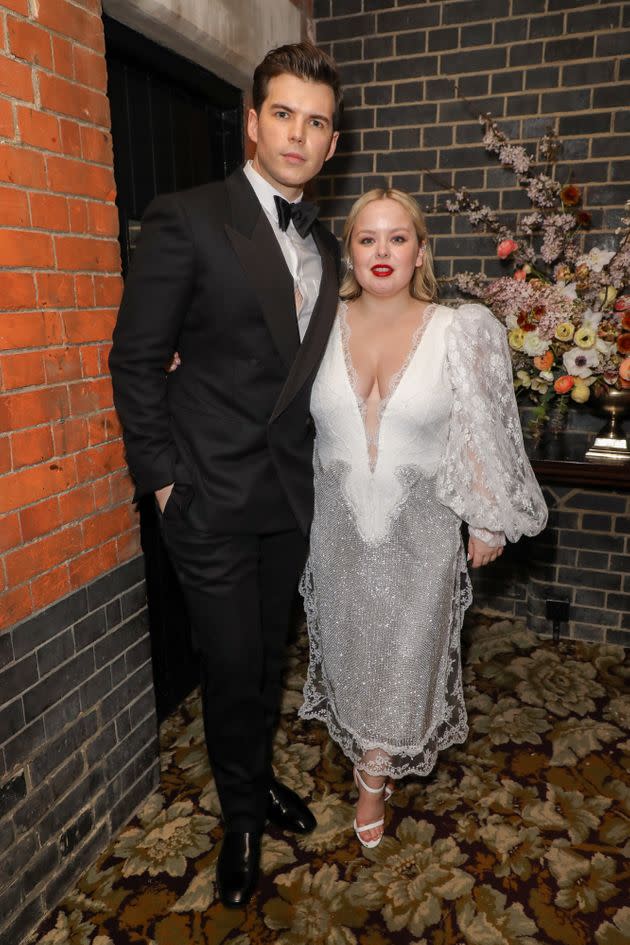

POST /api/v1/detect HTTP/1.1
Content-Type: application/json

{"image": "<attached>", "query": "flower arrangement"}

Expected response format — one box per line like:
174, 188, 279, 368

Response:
442, 116, 630, 440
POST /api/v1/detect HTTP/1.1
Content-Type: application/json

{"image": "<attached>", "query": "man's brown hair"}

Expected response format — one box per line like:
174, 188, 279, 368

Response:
252, 41, 343, 131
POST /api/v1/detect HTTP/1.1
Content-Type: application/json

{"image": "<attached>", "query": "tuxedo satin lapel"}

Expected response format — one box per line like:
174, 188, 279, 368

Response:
271, 223, 338, 422
224, 171, 300, 370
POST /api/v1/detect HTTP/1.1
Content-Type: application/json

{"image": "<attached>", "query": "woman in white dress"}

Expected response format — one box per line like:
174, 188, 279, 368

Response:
299, 189, 547, 848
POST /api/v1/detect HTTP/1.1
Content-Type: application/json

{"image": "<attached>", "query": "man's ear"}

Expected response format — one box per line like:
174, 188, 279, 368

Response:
247, 108, 259, 145
324, 130, 340, 163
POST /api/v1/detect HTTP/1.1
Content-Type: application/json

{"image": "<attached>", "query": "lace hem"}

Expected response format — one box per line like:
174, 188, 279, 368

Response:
298, 546, 472, 779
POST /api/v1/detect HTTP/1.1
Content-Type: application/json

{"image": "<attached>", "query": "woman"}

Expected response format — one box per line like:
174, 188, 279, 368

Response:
299, 189, 547, 848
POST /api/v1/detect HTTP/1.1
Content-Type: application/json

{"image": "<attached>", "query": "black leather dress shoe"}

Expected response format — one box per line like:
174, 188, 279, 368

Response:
216, 831, 261, 909
267, 778, 317, 834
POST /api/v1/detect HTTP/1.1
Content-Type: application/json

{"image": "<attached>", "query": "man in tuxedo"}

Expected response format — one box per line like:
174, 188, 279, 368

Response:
109, 42, 341, 907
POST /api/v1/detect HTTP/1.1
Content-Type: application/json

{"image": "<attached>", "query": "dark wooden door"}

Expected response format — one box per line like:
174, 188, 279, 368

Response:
104, 14, 244, 720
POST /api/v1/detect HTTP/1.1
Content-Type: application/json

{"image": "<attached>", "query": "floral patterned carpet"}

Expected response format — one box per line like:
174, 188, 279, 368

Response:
31, 616, 629, 945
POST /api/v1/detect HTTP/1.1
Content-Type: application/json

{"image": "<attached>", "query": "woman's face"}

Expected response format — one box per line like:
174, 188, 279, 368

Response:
349, 198, 423, 298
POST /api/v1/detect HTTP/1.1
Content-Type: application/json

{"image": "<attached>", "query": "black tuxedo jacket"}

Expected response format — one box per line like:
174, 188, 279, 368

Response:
109, 168, 340, 535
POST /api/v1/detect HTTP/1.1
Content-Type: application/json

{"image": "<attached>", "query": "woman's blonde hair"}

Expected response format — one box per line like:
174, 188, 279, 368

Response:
339, 188, 438, 303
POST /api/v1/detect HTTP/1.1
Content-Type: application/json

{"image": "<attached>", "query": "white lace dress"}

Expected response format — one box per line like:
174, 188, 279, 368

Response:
299, 301, 548, 778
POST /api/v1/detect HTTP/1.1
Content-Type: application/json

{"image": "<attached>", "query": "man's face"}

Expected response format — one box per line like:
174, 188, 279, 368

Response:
248, 73, 339, 200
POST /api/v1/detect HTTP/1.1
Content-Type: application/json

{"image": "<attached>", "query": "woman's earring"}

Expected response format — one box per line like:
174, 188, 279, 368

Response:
347, 258, 354, 271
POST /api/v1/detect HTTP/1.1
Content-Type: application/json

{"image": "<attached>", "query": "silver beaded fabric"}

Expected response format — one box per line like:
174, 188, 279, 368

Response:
300, 462, 471, 778
299, 302, 547, 779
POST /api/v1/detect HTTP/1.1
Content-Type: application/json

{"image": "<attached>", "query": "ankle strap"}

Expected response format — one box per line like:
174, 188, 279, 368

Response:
355, 767, 386, 795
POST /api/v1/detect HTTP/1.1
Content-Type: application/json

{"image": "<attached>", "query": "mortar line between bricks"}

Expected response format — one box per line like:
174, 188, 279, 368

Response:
0, 224, 120, 238
3, 463, 126, 485
0, 265, 120, 275
0, 181, 116, 197
4, 30, 106, 61
12, 618, 147, 722
112, 733, 160, 785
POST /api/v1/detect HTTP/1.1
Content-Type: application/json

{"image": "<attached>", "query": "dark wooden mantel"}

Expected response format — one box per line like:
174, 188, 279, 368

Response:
531, 458, 630, 489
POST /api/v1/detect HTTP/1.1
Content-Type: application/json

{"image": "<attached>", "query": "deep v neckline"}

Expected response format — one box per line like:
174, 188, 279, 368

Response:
338, 300, 437, 472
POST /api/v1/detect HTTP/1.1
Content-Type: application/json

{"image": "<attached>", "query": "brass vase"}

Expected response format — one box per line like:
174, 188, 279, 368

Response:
585, 388, 630, 461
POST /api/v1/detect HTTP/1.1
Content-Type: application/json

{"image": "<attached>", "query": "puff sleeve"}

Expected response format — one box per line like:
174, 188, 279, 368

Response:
436, 303, 548, 543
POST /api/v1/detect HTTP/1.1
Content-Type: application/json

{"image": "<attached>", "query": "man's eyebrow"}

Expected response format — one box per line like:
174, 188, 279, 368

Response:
269, 102, 330, 124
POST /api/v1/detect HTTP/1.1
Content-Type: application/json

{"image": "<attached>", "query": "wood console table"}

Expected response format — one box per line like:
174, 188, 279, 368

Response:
531, 458, 630, 488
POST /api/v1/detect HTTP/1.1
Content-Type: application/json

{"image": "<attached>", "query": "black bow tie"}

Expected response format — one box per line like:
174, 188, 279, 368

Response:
274, 195, 319, 238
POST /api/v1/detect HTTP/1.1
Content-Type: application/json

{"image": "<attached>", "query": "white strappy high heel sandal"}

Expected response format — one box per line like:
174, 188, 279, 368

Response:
353, 767, 388, 849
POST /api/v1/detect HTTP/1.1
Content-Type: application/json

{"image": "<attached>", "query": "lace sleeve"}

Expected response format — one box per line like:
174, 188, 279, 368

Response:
436, 303, 548, 543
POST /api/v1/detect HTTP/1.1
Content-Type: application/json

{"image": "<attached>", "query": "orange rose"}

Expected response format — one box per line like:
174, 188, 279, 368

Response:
497, 238, 519, 259
554, 376, 575, 394
534, 350, 554, 372
622, 313, 630, 331
514, 268, 527, 282
619, 357, 630, 383
618, 333, 630, 354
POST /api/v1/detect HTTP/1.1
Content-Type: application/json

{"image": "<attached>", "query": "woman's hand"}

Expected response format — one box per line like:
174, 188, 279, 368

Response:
467, 535, 504, 568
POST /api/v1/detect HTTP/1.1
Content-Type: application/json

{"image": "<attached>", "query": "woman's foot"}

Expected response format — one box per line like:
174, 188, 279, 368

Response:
353, 767, 387, 848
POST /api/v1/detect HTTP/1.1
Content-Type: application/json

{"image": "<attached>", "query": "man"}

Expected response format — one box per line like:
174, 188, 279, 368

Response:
109, 42, 341, 907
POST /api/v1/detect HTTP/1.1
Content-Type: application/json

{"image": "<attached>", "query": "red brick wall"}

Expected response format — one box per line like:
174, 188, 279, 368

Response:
0, 0, 137, 632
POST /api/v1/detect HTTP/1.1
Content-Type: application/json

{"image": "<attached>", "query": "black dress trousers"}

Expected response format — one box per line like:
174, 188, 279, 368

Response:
158, 491, 307, 832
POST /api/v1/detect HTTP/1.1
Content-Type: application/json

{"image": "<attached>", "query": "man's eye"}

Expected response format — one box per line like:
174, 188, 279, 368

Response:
311, 119, 323, 128
275, 111, 289, 118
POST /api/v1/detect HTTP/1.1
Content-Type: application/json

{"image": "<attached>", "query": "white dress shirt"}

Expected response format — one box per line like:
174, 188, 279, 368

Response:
243, 161, 322, 341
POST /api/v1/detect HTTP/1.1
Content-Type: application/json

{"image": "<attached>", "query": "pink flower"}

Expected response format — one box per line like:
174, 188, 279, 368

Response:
497, 238, 519, 260
614, 295, 629, 311
513, 268, 528, 281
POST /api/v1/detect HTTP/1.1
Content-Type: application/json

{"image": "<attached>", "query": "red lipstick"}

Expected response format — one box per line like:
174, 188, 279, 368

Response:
371, 265, 393, 277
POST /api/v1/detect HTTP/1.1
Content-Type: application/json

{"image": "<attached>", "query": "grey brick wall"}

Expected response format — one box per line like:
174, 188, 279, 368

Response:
470, 486, 630, 643
314, 0, 629, 283
314, 0, 630, 642
0, 557, 159, 945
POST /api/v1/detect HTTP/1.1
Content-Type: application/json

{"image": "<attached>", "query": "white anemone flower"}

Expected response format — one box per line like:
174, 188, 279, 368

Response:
577, 248, 615, 273
563, 346, 600, 378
